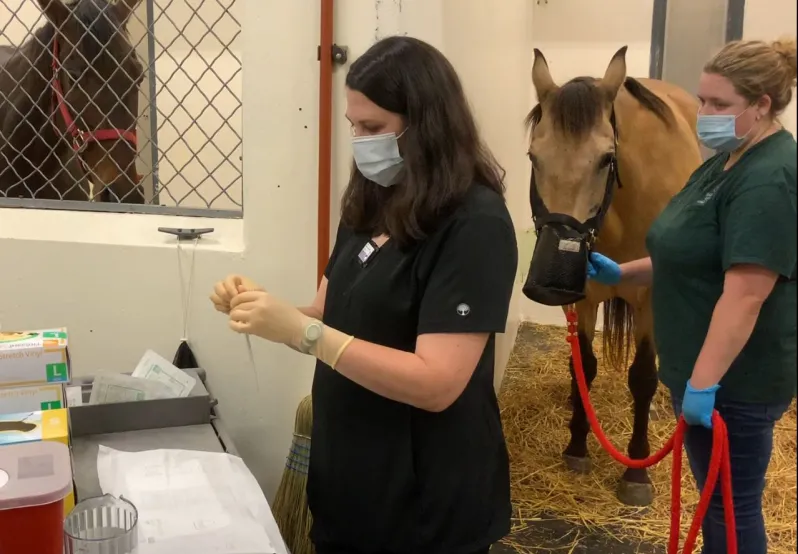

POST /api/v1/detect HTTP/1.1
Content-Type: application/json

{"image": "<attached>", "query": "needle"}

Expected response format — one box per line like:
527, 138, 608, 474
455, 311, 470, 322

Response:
245, 334, 259, 391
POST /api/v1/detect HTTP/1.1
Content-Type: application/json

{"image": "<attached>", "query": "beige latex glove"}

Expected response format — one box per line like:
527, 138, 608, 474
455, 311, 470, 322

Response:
228, 290, 354, 369
210, 274, 263, 314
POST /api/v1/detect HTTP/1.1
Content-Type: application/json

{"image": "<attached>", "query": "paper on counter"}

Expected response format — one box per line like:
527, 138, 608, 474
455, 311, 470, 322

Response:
132, 350, 197, 398
89, 374, 173, 405
97, 446, 287, 554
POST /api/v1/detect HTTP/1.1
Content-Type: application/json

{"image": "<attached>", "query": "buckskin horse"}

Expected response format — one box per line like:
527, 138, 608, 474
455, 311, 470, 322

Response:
522, 46, 704, 506
0, 0, 144, 203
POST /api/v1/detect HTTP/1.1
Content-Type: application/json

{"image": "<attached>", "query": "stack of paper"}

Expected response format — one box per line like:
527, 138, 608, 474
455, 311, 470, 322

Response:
88, 350, 197, 405
97, 446, 287, 554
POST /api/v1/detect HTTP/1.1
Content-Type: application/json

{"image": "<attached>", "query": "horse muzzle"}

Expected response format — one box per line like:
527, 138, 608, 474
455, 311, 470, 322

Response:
522, 223, 590, 307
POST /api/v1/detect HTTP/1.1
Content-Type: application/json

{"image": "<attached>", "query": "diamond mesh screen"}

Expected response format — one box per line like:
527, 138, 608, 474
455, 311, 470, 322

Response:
0, 0, 242, 211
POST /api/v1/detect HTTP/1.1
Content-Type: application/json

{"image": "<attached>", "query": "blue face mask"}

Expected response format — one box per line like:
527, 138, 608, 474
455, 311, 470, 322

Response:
352, 130, 407, 187
696, 108, 754, 152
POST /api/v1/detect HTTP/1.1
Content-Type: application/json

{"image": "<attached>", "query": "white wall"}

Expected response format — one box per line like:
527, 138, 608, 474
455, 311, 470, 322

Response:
743, 0, 797, 137
0, 0, 534, 498
0, 0, 44, 45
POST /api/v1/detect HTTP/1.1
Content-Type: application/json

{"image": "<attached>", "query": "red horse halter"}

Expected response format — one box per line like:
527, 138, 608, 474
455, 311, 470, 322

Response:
50, 37, 138, 172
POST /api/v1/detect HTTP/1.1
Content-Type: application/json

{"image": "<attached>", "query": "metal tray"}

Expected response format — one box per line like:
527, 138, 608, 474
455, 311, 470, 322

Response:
68, 368, 216, 437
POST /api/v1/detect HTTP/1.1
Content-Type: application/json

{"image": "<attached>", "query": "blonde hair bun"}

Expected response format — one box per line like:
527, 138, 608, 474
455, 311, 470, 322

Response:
771, 37, 797, 85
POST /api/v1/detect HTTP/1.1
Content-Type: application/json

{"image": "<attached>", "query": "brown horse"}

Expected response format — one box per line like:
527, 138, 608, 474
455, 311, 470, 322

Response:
0, 0, 144, 203
522, 47, 703, 506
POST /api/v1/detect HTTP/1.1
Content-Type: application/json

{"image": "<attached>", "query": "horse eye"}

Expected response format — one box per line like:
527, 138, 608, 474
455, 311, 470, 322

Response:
64, 65, 84, 81
598, 153, 615, 169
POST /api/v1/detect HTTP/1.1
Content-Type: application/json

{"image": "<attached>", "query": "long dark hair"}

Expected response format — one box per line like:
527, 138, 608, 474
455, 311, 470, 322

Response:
341, 36, 506, 248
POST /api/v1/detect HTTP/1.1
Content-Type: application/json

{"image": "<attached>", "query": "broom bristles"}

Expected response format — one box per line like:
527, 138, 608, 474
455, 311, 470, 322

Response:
273, 394, 314, 554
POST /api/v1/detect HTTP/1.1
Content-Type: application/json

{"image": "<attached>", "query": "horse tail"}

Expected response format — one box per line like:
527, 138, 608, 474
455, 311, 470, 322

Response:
602, 297, 634, 371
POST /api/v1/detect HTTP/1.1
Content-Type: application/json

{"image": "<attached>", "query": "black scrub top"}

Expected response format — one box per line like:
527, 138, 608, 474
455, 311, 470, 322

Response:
307, 183, 518, 554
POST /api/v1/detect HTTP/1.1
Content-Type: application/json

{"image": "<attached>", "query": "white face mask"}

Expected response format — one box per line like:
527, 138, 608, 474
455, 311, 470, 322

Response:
696, 107, 757, 152
352, 129, 407, 187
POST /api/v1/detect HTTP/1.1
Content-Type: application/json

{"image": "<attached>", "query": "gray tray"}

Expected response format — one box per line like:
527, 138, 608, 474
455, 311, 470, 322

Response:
68, 368, 216, 437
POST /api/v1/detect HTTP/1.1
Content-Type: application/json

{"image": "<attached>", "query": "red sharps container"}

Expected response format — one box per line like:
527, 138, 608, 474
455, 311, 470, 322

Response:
0, 441, 73, 554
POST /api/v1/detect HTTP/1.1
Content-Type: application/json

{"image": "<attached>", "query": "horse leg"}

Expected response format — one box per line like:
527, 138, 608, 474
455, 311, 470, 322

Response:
562, 301, 599, 474
617, 303, 658, 507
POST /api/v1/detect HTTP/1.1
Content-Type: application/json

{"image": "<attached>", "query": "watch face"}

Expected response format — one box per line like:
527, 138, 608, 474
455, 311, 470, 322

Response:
306, 323, 323, 341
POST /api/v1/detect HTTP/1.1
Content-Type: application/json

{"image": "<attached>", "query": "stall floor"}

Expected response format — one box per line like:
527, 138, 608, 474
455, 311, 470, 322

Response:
493, 515, 664, 553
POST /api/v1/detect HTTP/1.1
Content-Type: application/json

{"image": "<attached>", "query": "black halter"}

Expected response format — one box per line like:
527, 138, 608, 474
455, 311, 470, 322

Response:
529, 110, 622, 245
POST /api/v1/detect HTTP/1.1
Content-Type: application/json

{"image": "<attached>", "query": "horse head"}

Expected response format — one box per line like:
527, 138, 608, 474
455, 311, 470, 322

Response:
39, 0, 145, 203
522, 47, 628, 307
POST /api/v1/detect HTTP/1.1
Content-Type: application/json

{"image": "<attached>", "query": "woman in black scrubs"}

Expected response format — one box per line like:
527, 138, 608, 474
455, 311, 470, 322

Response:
211, 36, 518, 554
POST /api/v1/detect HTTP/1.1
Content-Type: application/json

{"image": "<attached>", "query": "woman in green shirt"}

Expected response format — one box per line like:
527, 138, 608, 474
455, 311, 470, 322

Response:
589, 38, 797, 554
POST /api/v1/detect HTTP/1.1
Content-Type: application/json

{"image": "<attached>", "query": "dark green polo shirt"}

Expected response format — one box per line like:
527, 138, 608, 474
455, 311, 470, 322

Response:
646, 130, 797, 404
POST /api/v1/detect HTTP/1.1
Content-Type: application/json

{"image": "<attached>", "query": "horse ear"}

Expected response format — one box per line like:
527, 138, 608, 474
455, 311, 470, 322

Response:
600, 46, 628, 102
532, 48, 559, 103
115, 0, 143, 26
37, 0, 70, 28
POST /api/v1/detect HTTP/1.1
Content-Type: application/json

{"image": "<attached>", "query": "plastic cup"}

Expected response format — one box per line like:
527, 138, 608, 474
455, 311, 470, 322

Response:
64, 494, 138, 554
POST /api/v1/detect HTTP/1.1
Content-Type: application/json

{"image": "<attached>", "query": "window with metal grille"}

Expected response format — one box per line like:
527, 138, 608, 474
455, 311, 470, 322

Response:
0, 0, 242, 218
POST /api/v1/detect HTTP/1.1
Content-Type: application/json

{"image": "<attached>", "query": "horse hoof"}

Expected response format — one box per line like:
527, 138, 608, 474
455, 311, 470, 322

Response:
617, 480, 655, 507
562, 454, 592, 474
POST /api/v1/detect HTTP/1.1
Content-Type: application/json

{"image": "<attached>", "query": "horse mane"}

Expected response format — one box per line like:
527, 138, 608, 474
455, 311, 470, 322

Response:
524, 76, 674, 137
12, 0, 122, 66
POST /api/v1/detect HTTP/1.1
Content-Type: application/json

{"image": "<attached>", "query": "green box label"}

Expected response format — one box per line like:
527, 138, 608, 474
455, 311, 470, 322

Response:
46, 363, 69, 383
40, 400, 63, 410
42, 331, 67, 339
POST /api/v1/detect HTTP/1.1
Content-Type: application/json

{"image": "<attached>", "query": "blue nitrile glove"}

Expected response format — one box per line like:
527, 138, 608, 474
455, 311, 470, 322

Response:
681, 381, 720, 429
587, 252, 622, 285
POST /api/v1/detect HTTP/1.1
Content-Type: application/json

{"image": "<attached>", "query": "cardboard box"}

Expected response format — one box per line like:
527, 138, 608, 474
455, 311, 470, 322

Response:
0, 407, 69, 446
0, 383, 66, 414
0, 408, 75, 515
0, 329, 70, 387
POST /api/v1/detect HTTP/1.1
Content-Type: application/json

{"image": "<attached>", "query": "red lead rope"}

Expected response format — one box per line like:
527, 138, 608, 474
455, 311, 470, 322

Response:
564, 308, 737, 554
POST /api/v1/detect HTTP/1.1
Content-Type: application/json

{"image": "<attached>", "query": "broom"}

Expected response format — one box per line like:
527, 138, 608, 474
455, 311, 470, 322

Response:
273, 394, 314, 554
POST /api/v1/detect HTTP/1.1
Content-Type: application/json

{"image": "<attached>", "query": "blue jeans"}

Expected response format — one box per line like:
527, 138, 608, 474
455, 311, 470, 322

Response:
671, 393, 791, 554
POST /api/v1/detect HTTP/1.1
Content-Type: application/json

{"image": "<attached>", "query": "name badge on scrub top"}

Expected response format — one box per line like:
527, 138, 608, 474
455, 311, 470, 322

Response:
357, 240, 380, 267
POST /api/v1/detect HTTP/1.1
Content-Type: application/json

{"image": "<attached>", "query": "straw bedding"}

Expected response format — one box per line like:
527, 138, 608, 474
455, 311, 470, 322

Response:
499, 322, 797, 553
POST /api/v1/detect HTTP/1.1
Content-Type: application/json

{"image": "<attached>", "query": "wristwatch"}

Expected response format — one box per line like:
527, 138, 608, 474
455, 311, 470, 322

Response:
299, 319, 324, 354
